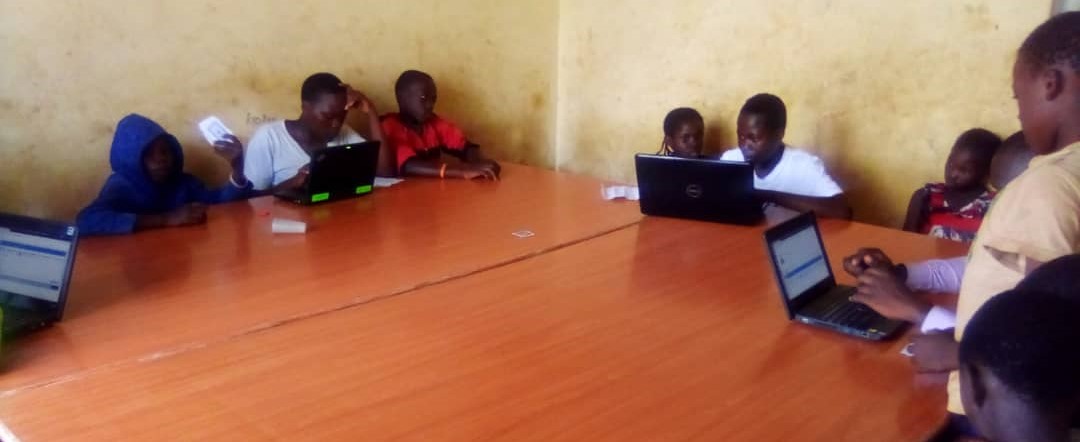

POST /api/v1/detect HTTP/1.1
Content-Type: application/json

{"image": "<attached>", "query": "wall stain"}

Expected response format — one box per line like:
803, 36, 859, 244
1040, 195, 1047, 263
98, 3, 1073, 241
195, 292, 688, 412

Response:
964, 3, 996, 32
530, 91, 546, 111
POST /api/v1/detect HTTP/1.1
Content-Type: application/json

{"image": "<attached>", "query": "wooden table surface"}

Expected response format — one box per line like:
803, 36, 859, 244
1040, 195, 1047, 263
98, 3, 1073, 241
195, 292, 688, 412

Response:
0, 164, 641, 392
0, 214, 968, 441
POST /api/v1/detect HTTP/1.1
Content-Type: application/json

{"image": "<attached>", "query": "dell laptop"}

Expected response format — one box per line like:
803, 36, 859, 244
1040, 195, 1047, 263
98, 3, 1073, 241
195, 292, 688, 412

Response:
635, 154, 763, 225
0, 212, 79, 338
275, 141, 381, 205
764, 211, 904, 341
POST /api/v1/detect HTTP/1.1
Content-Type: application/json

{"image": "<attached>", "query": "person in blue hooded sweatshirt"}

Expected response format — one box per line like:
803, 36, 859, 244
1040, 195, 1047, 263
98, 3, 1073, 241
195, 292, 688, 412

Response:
76, 114, 252, 235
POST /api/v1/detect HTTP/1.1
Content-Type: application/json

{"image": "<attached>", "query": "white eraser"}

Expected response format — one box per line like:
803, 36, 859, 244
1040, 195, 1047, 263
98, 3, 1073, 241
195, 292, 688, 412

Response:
601, 185, 639, 201
271, 218, 307, 234
374, 177, 405, 188
198, 116, 234, 145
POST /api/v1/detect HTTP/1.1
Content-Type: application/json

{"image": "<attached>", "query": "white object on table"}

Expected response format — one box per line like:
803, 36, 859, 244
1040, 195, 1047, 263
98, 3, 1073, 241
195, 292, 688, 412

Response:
271, 218, 307, 234
601, 185, 639, 201
374, 177, 405, 188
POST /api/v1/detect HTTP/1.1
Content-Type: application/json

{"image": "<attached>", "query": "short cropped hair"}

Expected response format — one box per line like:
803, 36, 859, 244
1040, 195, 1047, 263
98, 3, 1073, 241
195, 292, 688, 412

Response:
1018, 11, 1080, 74
663, 108, 704, 136
301, 73, 344, 103
739, 93, 786, 133
953, 128, 1001, 168
960, 289, 1080, 413
1015, 254, 1080, 299
394, 70, 434, 97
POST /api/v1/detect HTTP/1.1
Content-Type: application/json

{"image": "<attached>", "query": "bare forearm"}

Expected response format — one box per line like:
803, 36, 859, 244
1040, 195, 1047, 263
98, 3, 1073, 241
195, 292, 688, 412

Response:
262, 175, 305, 197
902, 190, 927, 232
902, 211, 921, 232
365, 110, 384, 142
230, 159, 248, 186
364, 112, 398, 178
402, 159, 469, 179
760, 191, 852, 219
463, 145, 500, 176
464, 145, 486, 162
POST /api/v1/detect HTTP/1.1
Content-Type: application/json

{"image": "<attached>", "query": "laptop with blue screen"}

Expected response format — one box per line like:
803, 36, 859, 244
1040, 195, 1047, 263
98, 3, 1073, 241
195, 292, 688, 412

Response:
763, 211, 904, 341
0, 212, 79, 338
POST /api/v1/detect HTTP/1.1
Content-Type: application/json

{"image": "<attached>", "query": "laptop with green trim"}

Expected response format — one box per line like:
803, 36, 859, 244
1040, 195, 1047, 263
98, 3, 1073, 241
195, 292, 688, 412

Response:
275, 141, 381, 205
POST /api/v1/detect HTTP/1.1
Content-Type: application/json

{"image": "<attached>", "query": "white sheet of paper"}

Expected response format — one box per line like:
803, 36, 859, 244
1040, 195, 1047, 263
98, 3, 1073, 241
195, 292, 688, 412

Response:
601, 185, 639, 201
374, 177, 404, 188
198, 116, 233, 145
919, 307, 958, 333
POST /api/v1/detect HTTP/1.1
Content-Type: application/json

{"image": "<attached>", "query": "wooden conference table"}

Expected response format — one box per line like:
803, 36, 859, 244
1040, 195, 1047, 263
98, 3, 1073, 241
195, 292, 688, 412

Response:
0, 165, 967, 441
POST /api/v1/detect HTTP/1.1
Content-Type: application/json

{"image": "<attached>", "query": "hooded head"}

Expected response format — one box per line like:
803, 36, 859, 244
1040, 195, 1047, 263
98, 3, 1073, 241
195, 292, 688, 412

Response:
109, 114, 184, 190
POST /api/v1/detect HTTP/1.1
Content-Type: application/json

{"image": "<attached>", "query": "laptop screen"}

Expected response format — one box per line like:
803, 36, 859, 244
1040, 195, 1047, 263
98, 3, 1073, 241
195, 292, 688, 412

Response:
769, 223, 831, 301
0, 224, 75, 304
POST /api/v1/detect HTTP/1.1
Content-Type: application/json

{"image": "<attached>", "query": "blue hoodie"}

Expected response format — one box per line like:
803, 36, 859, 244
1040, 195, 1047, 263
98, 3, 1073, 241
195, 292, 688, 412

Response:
76, 114, 251, 235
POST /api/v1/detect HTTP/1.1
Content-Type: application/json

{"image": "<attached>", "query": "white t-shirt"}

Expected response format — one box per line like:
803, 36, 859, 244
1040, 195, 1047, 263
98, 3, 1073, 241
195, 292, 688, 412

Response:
244, 121, 365, 190
720, 147, 843, 197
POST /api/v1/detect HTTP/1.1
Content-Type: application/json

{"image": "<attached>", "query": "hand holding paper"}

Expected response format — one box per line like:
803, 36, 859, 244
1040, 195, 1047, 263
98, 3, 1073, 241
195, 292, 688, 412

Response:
198, 116, 234, 145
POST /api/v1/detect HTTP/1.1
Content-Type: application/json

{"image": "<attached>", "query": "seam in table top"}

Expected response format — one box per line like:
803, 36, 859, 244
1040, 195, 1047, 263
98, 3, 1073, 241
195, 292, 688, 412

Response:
0, 218, 642, 399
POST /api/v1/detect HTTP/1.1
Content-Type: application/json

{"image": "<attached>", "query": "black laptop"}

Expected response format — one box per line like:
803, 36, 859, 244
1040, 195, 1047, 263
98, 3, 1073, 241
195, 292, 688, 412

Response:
0, 212, 79, 338
275, 141, 381, 205
763, 211, 904, 341
635, 154, 763, 225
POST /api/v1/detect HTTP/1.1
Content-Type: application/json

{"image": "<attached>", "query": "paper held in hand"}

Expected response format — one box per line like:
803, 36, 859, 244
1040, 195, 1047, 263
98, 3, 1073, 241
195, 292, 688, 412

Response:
198, 116, 234, 145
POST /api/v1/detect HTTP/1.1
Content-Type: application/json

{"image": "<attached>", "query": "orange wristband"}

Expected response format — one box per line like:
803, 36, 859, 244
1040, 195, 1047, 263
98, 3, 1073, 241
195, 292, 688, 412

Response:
439, 163, 448, 179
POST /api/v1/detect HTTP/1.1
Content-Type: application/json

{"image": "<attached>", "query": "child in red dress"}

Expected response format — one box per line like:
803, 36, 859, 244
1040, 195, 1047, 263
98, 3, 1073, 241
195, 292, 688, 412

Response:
903, 129, 1002, 242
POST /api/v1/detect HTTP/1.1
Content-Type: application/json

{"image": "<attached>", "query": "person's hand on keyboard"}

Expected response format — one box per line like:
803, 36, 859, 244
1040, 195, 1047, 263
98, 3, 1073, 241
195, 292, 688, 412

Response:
842, 248, 905, 279
850, 267, 931, 323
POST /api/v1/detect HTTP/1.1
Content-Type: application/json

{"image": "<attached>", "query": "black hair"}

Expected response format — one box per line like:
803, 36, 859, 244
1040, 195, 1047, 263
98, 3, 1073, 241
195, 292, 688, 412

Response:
1018, 11, 1080, 74
395, 70, 434, 97
990, 131, 1035, 190
1001, 131, 1028, 151
658, 107, 704, 155
959, 289, 1080, 414
300, 73, 344, 103
953, 128, 1002, 168
1016, 254, 1080, 299
739, 93, 787, 133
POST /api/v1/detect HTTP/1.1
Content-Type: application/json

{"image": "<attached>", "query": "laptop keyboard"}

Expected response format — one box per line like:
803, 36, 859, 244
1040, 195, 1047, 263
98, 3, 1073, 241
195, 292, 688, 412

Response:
2, 309, 45, 335
820, 301, 880, 330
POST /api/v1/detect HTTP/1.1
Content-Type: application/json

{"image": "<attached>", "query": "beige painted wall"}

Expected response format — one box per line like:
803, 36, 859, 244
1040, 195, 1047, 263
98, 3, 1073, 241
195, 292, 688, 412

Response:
555, 0, 1049, 226
0, 0, 558, 220
0, 1, 1053, 227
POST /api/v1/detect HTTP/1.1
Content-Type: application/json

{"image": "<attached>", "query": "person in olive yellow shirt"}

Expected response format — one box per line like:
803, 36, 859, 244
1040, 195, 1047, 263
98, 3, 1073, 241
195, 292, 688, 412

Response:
841, 11, 1080, 439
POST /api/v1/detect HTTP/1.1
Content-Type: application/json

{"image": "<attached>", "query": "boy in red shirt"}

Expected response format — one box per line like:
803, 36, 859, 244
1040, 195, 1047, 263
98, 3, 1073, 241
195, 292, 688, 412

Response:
381, 70, 500, 179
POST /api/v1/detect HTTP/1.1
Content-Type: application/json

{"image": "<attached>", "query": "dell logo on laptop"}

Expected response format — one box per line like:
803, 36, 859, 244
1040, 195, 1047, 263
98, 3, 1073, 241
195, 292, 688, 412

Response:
685, 184, 704, 199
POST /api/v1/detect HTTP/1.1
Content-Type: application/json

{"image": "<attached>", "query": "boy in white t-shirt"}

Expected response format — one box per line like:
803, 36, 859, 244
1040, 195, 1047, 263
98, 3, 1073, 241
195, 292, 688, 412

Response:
719, 94, 852, 219
244, 72, 391, 192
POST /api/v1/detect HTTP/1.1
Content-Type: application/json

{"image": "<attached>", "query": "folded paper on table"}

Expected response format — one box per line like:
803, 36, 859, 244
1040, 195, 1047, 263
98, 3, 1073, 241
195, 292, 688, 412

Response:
602, 185, 639, 201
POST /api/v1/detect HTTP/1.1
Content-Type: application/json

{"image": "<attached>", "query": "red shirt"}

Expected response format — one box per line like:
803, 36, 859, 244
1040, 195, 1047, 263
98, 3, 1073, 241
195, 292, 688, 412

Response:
919, 182, 996, 242
380, 113, 468, 171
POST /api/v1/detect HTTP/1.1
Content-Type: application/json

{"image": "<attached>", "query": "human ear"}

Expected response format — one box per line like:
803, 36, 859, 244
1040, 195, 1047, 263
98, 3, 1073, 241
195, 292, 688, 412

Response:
1041, 67, 1066, 102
